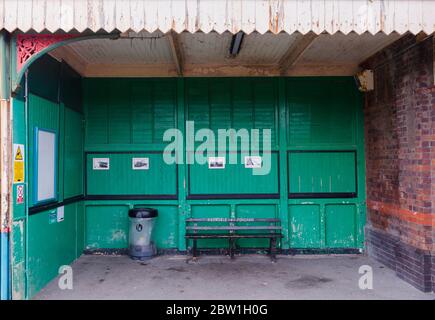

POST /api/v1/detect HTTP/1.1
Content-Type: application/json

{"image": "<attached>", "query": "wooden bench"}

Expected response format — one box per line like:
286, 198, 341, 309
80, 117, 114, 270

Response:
185, 218, 283, 261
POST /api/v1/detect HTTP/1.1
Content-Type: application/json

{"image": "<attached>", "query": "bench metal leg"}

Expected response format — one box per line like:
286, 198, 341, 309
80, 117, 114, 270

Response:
270, 238, 277, 262
192, 239, 198, 258
229, 238, 235, 259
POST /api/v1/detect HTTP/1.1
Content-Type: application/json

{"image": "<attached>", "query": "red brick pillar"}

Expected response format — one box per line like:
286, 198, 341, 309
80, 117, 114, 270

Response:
362, 34, 434, 292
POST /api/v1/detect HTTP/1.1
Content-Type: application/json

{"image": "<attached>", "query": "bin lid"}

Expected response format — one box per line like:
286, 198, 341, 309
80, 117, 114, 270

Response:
128, 208, 158, 218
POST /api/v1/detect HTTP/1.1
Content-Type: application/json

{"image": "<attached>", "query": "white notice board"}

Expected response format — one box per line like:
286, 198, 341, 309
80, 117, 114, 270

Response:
35, 128, 57, 203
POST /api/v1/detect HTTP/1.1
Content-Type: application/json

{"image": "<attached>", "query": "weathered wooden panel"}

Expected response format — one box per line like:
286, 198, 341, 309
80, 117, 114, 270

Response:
1, 0, 434, 34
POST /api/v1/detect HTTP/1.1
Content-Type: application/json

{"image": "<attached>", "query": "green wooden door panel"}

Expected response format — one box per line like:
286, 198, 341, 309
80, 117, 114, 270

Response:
190, 205, 231, 248
236, 204, 278, 248
85, 204, 178, 249
325, 204, 356, 248
85, 205, 129, 249
86, 153, 177, 196
288, 151, 356, 194
289, 205, 321, 248
152, 205, 179, 248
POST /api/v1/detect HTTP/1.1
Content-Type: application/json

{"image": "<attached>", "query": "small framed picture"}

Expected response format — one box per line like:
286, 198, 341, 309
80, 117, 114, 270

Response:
208, 156, 225, 169
132, 157, 149, 170
244, 156, 262, 169
93, 158, 110, 170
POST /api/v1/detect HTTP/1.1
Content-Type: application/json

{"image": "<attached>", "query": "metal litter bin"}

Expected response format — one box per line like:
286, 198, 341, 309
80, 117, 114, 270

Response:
128, 207, 158, 260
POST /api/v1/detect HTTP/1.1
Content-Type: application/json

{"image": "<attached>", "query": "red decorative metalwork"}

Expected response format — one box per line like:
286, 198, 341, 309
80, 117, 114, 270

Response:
16, 34, 78, 73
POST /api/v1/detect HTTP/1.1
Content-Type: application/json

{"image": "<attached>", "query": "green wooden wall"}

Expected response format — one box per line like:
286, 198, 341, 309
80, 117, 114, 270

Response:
13, 73, 365, 300
11, 55, 85, 299
83, 77, 365, 252
26, 95, 84, 297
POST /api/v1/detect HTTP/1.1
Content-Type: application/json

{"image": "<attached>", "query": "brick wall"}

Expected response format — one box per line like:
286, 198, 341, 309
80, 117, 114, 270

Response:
362, 34, 434, 292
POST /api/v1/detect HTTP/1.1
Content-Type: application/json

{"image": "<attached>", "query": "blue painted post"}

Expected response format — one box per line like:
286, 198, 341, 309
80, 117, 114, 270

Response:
0, 30, 11, 300
0, 233, 9, 300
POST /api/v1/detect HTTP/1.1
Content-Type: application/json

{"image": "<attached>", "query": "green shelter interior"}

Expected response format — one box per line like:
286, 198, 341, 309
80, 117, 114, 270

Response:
12, 53, 366, 298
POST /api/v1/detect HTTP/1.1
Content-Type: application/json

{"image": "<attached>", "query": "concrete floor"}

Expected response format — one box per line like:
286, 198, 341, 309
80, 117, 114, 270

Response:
34, 254, 434, 300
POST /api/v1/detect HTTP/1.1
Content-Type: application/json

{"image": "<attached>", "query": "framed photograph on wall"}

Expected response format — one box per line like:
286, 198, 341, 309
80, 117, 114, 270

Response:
208, 156, 225, 169
132, 157, 149, 170
244, 156, 262, 169
34, 127, 57, 204
93, 158, 110, 170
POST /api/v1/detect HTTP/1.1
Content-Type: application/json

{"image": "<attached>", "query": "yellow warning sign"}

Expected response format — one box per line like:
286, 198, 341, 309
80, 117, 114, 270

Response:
13, 144, 25, 183
15, 146, 23, 160
14, 161, 24, 183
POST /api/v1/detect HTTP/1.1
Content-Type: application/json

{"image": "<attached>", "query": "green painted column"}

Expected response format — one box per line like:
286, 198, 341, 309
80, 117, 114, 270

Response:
58, 103, 65, 202
176, 78, 187, 251
278, 78, 289, 250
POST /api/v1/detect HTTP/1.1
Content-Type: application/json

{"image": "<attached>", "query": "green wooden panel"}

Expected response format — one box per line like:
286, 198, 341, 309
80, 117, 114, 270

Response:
28, 94, 59, 205
84, 80, 108, 144
189, 152, 279, 195
60, 62, 83, 113
287, 78, 356, 146
108, 80, 131, 144
289, 205, 321, 248
85, 205, 129, 249
288, 151, 356, 194
325, 204, 356, 248
84, 78, 177, 147
152, 205, 178, 248
85, 203, 178, 249
186, 78, 278, 148
76, 201, 85, 256
28, 55, 60, 102
64, 107, 84, 198
131, 83, 153, 143
27, 203, 79, 298
86, 152, 176, 196
11, 219, 26, 299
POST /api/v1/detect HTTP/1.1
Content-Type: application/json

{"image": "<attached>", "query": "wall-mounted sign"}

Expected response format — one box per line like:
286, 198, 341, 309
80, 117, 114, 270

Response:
208, 157, 225, 169
16, 185, 24, 204
13, 143, 25, 183
93, 158, 110, 170
244, 156, 262, 169
132, 157, 149, 170
35, 128, 57, 204
57, 206, 65, 222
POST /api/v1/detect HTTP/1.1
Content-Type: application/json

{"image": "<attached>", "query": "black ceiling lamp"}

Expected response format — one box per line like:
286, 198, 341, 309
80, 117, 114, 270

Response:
229, 31, 245, 56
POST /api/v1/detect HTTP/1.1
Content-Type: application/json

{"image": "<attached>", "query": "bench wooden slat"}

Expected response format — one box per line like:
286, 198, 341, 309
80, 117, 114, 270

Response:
186, 218, 280, 222
186, 226, 282, 231
186, 233, 283, 239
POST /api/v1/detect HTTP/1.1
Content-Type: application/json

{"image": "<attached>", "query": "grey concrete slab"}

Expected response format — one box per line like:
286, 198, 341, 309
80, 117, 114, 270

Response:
34, 254, 434, 300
